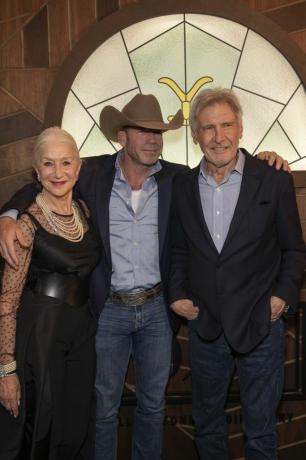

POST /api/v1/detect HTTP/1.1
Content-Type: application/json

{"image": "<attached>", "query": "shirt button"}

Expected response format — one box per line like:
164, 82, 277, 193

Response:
217, 188, 221, 192
216, 210, 220, 215
216, 234, 221, 239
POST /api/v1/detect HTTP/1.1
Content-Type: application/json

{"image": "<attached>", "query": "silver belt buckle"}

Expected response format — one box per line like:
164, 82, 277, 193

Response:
123, 291, 147, 306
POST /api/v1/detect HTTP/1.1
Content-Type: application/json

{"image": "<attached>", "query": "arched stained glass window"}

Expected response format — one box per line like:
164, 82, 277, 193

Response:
46, 8, 306, 170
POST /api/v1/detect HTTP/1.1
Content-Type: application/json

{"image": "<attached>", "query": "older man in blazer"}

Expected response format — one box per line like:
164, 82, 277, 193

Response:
169, 88, 305, 459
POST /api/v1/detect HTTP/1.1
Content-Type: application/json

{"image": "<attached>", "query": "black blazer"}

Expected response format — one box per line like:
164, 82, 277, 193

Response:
168, 150, 305, 353
2, 152, 187, 330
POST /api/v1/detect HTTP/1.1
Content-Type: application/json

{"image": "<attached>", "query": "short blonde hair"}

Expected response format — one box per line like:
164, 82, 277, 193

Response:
33, 127, 79, 165
190, 87, 243, 132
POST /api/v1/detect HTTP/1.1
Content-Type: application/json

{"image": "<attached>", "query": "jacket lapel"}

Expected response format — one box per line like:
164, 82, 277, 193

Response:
155, 165, 172, 259
190, 166, 219, 254
95, 154, 117, 265
222, 152, 263, 252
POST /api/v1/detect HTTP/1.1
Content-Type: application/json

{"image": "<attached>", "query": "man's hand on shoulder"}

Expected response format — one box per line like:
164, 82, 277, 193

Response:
257, 151, 290, 172
0, 217, 28, 269
170, 299, 199, 320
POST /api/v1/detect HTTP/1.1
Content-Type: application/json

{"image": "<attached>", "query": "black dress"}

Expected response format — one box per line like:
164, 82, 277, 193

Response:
0, 205, 100, 460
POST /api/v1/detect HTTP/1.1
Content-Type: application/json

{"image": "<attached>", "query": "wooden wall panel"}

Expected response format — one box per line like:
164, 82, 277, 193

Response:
0, 137, 36, 177
0, 170, 34, 206
0, 111, 42, 145
119, 0, 140, 8
48, 0, 70, 67
0, 16, 30, 45
0, 33, 23, 68
24, 5, 49, 67
69, 0, 97, 46
0, 0, 47, 21
0, 69, 56, 120
240, 0, 304, 12
290, 29, 306, 53
265, 2, 306, 31
97, 0, 119, 19
0, 88, 23, 117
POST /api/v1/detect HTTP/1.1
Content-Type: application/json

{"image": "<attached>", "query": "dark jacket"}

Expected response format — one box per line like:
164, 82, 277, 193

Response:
168, 150, 305, 353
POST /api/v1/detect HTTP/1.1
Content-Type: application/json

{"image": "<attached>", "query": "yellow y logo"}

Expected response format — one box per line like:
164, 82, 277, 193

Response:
158, 76, 213, 125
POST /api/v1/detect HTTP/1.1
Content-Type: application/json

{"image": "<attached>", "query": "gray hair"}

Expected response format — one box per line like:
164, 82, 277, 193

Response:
189, 87, 243, 132
33, 126, 79, 165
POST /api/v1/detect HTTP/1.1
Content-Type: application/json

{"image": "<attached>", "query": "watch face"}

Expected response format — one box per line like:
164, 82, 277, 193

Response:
60, 14, 306, 169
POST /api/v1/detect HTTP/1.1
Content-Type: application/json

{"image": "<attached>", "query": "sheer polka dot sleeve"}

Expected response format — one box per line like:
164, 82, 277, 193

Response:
0, 215, 35, 365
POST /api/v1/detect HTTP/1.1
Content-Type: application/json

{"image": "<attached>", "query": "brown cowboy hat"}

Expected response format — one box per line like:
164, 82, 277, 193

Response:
99, 93, 183, 141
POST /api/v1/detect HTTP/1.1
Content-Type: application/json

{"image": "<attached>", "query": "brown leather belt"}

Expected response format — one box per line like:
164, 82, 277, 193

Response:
110, 283, 162, 306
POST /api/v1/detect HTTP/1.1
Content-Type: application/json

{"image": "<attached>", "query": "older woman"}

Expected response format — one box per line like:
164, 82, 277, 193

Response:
0, 127, 100, 459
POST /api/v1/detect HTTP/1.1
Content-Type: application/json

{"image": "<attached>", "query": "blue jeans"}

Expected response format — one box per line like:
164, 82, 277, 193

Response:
95, 294, 172, 460
189, 319, 285, 460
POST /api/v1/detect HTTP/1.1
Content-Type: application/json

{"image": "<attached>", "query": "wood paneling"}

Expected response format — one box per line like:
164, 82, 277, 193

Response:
290, 29, 306, 52
265, 1, 306, 31
48, 0, 70, 67
0, 170, 34, 206
97, 0, 119, 19
69, 0, 96, 46
0, 0, 47, 21
119, 0, 140, 8
240, 0, 305, 12
0, 16, 30, 45
0, 111, 42, 146
0, 33, 23, 68
0, 69, 56, 120
0, 88, 23, 117
24, 6, 49, 67
0, 137, 36, 177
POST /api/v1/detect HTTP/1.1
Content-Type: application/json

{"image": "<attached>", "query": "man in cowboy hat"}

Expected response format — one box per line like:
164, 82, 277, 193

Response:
0, 93, 289, 460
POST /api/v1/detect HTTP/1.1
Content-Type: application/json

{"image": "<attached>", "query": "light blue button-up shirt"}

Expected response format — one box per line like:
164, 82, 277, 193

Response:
198, 150, 245, 253
109, 152, 161, 292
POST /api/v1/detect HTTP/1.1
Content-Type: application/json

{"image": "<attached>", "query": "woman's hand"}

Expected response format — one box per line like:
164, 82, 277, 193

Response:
0, 373, 21, 418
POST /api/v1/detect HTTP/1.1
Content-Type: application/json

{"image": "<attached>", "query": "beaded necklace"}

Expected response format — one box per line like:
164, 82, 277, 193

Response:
36, 192, 84, 242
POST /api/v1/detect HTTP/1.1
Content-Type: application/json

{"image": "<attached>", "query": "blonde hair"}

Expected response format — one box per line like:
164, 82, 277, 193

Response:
33, 127, 79, 165
190, 87, 243, 132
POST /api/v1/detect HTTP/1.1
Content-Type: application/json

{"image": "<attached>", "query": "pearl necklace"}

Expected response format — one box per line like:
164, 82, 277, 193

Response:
36, 193, 84, 242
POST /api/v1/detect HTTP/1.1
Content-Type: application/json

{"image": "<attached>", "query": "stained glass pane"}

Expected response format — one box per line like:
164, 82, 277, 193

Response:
122, 15, 183, 51
80, 125, 116, 157
278, 85, 306, 162
186, 14, 247, 50
255, 122, 300, 163
62, 91, 94, 148
71, 33, 138, 108
234, 87, 284, 153
234, 31, 300, 104
185, 23, 240, 90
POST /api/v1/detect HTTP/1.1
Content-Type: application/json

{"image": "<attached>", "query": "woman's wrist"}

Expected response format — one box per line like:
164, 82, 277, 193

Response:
0, 360, 16, 378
